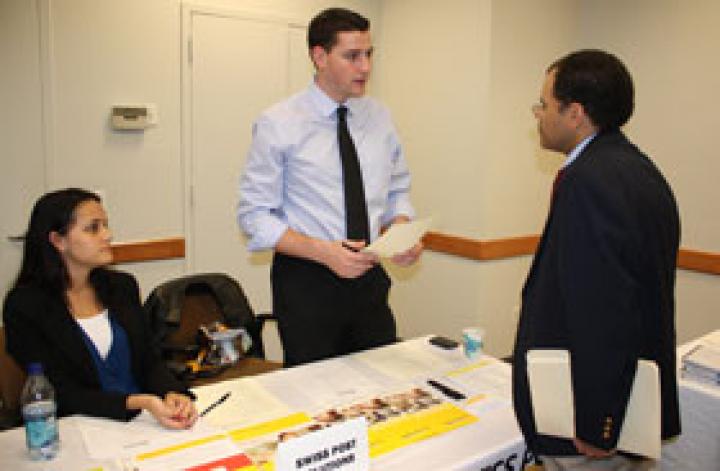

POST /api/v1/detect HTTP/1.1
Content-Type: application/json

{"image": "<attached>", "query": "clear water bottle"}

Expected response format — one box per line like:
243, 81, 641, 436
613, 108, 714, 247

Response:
20, 363, 59, 460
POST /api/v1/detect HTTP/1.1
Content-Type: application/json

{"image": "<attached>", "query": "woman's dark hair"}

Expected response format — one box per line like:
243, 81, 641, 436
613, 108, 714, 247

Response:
307, 7, 369, 52
550, 49, 634, 132
14, 188, 102, 293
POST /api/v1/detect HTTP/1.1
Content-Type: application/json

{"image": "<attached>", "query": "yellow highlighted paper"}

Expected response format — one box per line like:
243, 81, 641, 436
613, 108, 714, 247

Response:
228, 412, 311, 443
368, 403, 477, 458
135, 433, 227, 461
445, 359, 493, 377
465, 393, 488, 405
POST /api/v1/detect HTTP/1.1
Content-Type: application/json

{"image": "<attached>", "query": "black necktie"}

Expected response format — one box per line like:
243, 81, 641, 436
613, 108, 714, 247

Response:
337, 106, 370, 243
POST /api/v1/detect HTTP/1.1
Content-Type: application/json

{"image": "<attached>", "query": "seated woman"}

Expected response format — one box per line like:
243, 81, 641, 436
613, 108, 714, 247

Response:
3, 188, 197, 429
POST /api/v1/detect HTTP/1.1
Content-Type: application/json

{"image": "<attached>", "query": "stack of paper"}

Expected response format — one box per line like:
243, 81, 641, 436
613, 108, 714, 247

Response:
682, 344, 720, 387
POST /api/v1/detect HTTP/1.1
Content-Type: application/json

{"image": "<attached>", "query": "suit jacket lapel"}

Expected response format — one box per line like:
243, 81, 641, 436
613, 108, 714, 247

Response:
522, 132, 611, 295
43, 295, 98, 376
522, 204, 555, 296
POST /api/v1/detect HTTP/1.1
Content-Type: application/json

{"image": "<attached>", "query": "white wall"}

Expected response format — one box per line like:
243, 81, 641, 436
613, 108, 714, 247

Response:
485, 0, 580, 237
379, 0, 580, 356
0, 0, 46, 295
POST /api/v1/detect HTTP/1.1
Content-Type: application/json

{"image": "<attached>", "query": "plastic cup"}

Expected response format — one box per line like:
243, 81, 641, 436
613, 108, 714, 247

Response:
462, 328, 484, 360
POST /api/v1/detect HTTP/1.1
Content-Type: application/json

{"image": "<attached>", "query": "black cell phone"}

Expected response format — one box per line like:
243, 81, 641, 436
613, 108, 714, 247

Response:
429, 335, 459, 349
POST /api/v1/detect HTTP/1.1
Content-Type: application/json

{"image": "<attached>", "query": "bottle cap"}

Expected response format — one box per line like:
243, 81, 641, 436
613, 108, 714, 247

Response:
26, 362, 43, 375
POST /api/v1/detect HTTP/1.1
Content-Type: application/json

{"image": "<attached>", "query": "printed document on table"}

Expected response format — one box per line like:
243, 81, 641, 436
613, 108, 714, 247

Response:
193, 377, 292, 428
353, 336, 462, 381
684, 344, 720, 371
74, 411, 222, 461
260, 359, 386, 411
441, 357, 512, 415
443, 357, 512, 398
526, 349, 661, 459
701, 329, 720, 349
132, 434, 241, 471
363, 217, 432, 257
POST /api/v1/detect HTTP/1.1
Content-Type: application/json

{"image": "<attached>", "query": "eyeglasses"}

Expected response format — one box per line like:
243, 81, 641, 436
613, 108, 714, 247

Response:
531, 100, 546, 113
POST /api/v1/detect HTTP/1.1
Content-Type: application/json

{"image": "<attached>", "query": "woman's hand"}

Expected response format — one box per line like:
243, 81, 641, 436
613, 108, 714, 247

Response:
164, 392, 198, 428
127, 393, 197, 430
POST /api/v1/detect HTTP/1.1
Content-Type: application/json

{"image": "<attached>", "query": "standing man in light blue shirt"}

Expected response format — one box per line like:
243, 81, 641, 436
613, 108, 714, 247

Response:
238, 8, 422, 366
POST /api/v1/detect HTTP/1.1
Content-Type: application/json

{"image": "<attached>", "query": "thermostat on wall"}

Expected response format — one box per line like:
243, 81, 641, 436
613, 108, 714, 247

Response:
111, 104, 157, 130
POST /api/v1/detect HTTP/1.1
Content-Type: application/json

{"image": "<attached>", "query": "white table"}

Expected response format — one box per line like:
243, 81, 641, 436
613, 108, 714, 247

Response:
0, 337, 531, 470
661, 330, 720, 470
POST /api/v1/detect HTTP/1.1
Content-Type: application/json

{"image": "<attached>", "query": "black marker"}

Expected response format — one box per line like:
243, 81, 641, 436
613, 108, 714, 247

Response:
200, 392, 231, 417
341, 242, 360, 252
427, 380, 466, 400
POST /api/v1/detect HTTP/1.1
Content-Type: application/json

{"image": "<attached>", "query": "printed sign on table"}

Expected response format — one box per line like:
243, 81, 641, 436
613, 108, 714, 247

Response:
275, 417, 369, 471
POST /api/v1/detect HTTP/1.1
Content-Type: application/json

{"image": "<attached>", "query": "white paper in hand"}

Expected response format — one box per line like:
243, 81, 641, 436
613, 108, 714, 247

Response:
363, 218, 432, 258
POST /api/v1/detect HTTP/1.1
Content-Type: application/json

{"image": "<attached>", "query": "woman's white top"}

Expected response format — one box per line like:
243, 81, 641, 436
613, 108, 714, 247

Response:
75, 309, 112, 359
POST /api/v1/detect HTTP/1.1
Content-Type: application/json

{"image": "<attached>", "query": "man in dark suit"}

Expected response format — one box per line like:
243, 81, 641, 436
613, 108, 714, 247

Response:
512, 50, 681, 470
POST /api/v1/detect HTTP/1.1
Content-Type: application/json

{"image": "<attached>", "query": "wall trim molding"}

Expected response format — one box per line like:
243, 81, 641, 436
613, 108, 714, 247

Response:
111, 237, 185, 264
422, 232, 540, 261
110, 234, 720, 276
423, 231, 720, 275
677, 248, 720, 275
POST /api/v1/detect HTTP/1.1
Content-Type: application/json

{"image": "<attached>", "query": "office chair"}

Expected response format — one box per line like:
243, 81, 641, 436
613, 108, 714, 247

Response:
0, 327, 25, 429
144, 273, 276, 381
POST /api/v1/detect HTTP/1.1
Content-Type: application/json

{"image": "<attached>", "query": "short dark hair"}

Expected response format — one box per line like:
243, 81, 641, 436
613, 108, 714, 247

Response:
14, 188, 101, 293
308, 7, 369, 52
550, 49, 634, 131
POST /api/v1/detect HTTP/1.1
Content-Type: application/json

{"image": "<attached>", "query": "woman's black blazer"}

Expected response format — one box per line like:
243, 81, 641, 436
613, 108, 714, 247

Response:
3, 269, 190, 420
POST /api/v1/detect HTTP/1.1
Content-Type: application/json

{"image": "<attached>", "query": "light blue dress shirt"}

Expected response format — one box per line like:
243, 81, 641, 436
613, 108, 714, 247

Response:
564, 133, 597, 168
238, 82, 415, 251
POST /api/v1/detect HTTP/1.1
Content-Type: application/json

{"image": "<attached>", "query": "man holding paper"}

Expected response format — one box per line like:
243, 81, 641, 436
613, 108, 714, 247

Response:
238, 8, 422, 367
512, 50, 681, 469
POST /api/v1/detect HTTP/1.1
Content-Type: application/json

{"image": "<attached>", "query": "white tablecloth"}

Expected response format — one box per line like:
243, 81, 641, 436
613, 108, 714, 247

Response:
0, 336, 531, 470
661, 330, 720, 470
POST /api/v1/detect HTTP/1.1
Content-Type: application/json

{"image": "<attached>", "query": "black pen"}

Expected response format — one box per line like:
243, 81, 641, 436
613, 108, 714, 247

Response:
341, 242, 360, 252
427, 380, 466, 400
200, 392, 231, 417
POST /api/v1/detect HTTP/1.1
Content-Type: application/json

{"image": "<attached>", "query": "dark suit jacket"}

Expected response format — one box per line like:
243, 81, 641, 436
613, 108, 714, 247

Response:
512, 131, 681, 456
3, 269, 190, 421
